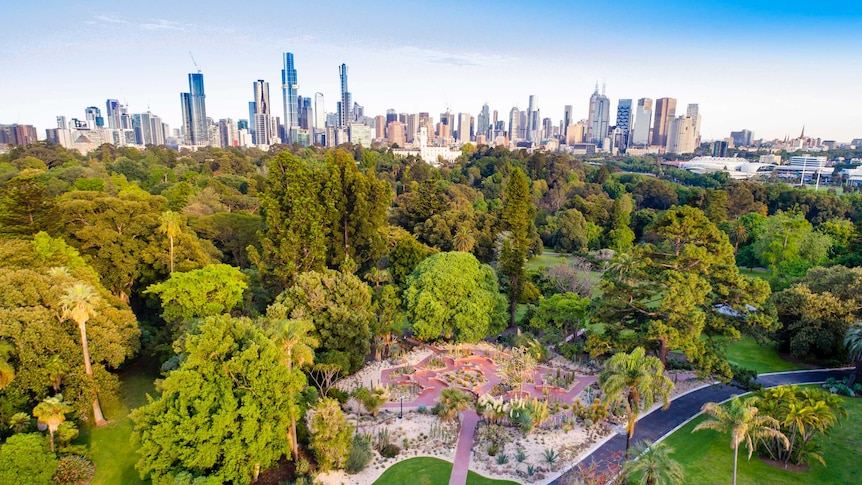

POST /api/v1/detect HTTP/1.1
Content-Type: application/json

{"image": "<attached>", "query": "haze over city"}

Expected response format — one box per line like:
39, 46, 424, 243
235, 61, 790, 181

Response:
2, 0, 861, 141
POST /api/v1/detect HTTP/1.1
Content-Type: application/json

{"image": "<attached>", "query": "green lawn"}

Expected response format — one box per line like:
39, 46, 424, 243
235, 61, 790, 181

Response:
738, 267, 770, 280
372, 457, 519, 485
660, 391, 862, 485
78, 361, 158, 485
525, 251, 576, 271
725, 337, 804, 374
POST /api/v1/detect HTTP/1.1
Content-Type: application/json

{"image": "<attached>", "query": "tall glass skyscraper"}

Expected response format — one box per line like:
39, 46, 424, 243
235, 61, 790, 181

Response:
615, 99, 633, 150
281, 52, 298, 142
338, 64, 352, 128
181, 73, 208, 145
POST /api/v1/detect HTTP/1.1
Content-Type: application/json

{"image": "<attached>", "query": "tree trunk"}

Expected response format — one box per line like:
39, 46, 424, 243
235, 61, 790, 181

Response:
848, 359, 862, 387
48, 429, 55, 453
732, 444, 739, 485
169, 236, 175, 274
289, 418, 299, 462
79, 323, 106, 426
658, 338, 669, 366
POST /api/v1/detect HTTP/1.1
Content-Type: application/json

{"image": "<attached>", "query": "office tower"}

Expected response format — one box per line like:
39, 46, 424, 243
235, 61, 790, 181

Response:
651, 97, 677, 147
374, 115, 386, 139
457, 112, 471, 143
313, 93, 325, 133
387, 121, 405, 146
56, 116, 67, 129
666, 116, 696, 154
509, 107, 521, 142
105, 99, 122, 129
731, 129, 754, 147
386, 109, 398, 126
542, 117, 553, 140
406, 114, 418, 143
631, 98, 653, 146
615, 99, 633, 151
686, 104, 702, 147
586, 85, 611, 146
299, 97, 313, 130
85, 107, 104, 128
250, 79, 272, 145
566, 121, 585, 145
0, 124, 38, 145
712, 140, 728, 157
218, 119, 238, 148
337, 64, 352, 128
526, 95, 539, 143
281, 52, 299, 142
477, 103, 490, 140
180, 72, 208, 146
563, 105, 573, 138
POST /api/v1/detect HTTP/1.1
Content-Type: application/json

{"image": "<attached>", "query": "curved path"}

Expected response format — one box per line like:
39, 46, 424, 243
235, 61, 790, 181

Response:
549, 368, 852, 485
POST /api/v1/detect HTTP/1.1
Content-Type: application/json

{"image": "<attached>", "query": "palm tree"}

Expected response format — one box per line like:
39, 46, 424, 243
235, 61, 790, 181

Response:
33, 395, 72, 453
453, 225, 475, 252
267, 318, 318, 462
693, 396, 788, 485
158, 210, 183, 274
45, 354, 68, 394
0, 342, 15, 390
364, 267, 392, 289
600, 347, 674, 454
730, 220, 749, 255
437, 388, 474, 422
59, 283, 106, 426
844, 323, 862, 386
623, 440, 685, 485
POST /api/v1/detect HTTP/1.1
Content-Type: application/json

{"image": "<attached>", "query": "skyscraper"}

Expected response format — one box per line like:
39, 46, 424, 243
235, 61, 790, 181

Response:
313, 93, 325, 134
666, 116, 696, 154
337, 64, 352, 128
651, 97, 677, 147
631, 98, 653, 146
85, 107, 103, 128
457, 112, 472, 143
281, 52, 298, 142
586, 85, 610, 146
615, 99, 633, 151
563, 105, 573, 138
251, 79, 272, 146
477, 103, 490, 140
105, 99, 122, 129
526, 95, 539, 143
180, 72, 208, 146
686, 103, 702, 147
509, 107, 521, 142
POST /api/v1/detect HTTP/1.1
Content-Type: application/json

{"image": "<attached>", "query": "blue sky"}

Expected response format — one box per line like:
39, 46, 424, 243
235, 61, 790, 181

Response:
1, 0, 860, 141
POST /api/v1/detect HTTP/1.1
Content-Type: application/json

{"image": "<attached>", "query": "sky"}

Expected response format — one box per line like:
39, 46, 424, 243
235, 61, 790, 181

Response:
1, 0, 861, 142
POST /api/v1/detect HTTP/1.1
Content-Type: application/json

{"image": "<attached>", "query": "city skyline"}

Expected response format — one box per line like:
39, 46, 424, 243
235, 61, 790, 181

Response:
1, 0, 860, 141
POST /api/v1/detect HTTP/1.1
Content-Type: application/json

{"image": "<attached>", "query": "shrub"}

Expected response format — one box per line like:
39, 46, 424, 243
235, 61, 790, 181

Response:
666, 357, 693, 371
379, 444, 401, 458
526, 464, 537, 477
730, 363, 761, 391
515, 449, 527, 463
417, 405, 427, 414
496, 453, 509, 465
327, 387, 351, 404
52, 455, 95, 485
346, 434, 373, 474
543, 448, 559, 465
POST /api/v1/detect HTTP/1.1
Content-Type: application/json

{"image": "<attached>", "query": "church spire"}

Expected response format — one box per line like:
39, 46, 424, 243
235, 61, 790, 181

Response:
800, 125, 805, 139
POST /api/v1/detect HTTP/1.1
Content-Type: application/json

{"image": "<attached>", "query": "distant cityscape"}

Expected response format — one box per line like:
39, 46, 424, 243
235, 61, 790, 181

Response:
2, 52, 861, 167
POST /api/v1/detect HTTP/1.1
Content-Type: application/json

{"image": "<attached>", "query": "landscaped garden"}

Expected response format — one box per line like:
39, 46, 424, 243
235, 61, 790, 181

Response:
372, 457, 519, 485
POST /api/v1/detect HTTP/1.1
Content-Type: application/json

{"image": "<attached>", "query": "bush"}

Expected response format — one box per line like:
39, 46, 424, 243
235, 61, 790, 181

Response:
379, 444, 401, 458
52, 455, 95, 485
730, 363, 761, 391
496, 453, 509, 465
666, 357, 693, 371
327, 387, 350, 404
822, 377, 855, 397
345, 434, 373, 474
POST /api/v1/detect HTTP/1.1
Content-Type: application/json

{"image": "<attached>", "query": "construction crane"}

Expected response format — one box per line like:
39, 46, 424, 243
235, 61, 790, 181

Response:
189, 51, 201, 73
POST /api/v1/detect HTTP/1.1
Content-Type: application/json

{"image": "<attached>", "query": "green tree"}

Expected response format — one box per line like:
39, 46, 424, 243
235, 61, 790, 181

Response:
555, 208, 588, 253
32, 395, 72, 453
403, 252, 506, 342
622, 440, 684, 485
600, 347, 674, 454
846, 323, 862, 386
267, 269, 373, 374
0, 342, 14, 390
131, 315, 301, 485
145, 264, 248, 327
436, 388, 474, 422
0, 433, 58, 485
370, 285, 401, 361
499, 168, 536, 327
388, 233, 437, 285
59, 283, 106, 426
262, 318, 318, 462
308, 397, 354, 472
529, 292, 589, 336
693, 396, 787, 485
0, 173, 60, 237
753, 211, 833, 288
158, 210, 183, 274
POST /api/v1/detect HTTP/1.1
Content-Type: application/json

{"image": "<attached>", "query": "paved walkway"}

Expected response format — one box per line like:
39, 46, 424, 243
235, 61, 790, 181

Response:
449, 410, 481, 485
548, 368, 852, 484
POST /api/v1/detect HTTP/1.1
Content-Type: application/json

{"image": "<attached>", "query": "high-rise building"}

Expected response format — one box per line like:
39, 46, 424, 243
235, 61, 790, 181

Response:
219, 118, 238, 148
180, 72, 208, 146
313, 93, 325, 135
85, 107, 104, 128
666, 116, 697, 154
387, 121, 405, 147
712, 140, 728, 157
586, 85, 610, 146
526, 95, 539, 143
105, 100, 123, 129
406, 114, 418, 143
298, 96, 313, 130
476, 103, 490, 140
0, 124, 38, 145
457, 112, 472, 143
337, 64, 352, 128
566, 121, 585, 145
730, 129, 754, 147
563, 105, 573, 138
251, 79, 272, 145
615, 99, 633, 151
509, 107, 521, 142
631, 98, 653, 146
374, 115, 386, 139
281, 52, 298, 142
651, 97, 677, 147
686, 104, 702, 147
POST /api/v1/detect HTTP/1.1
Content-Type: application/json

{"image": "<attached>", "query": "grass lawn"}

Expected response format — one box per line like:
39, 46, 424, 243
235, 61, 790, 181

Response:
78, 360, 158, 485
738, 267, 770, 280
659, 391, 862, 485
725, 337, 804, 374
372, 457, 519, 485
525, 250, 576, 271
